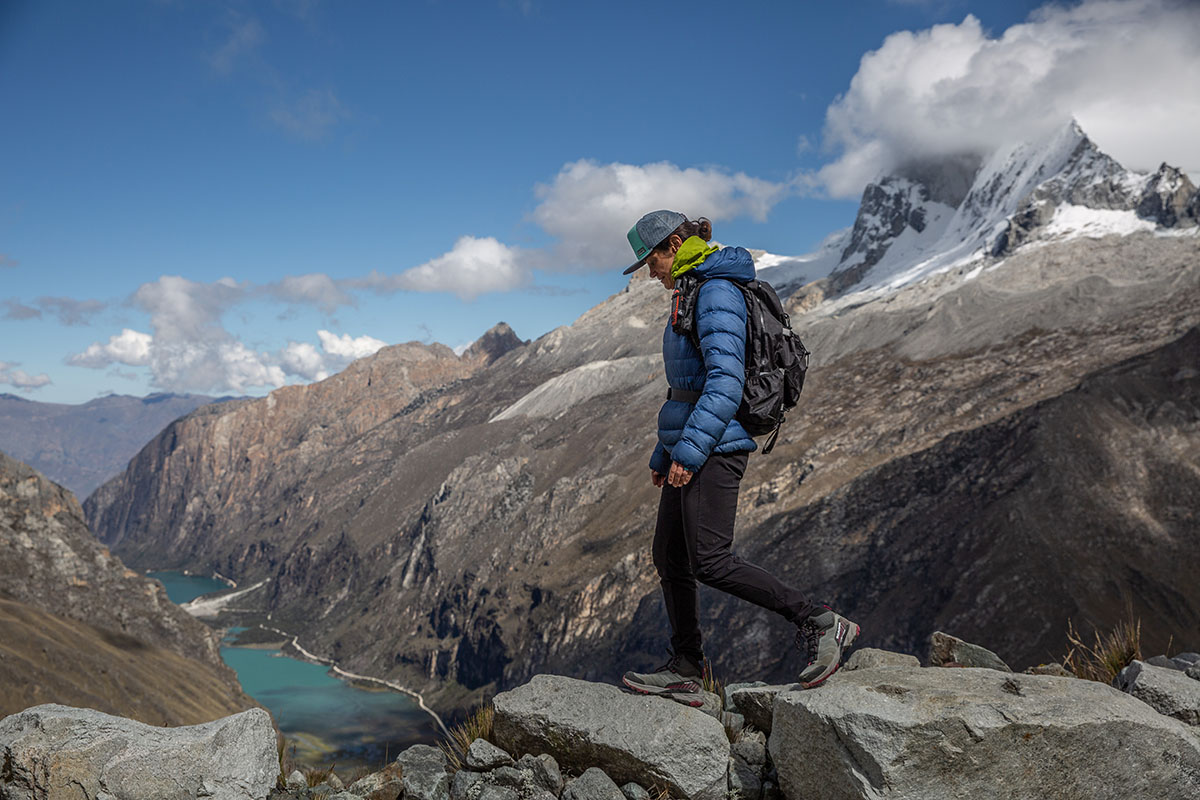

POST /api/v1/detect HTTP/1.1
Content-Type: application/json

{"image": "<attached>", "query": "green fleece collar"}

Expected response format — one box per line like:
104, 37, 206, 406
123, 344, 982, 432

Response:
671, 236, 720, 279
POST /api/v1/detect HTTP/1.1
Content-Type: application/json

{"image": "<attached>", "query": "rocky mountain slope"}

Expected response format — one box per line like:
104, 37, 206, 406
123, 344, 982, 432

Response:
0, 392, 221, 498
84, 125, 1200, 717
0, 450, 257, 725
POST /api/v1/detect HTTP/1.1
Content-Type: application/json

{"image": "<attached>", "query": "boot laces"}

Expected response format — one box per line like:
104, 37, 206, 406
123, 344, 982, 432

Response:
796, 619, 823, 665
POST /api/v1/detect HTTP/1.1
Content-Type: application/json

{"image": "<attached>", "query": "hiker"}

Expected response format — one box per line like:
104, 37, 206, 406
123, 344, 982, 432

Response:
618, 210, 859, 699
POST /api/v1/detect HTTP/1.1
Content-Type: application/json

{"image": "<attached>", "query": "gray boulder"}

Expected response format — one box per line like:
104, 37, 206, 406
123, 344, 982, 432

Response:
1115, 660, 1200, 726
619, 782, 650, 800
928, 631, 1011, 672
723, 682, 767, 713
346, 762, 403, 800
492, 675, 729, 800
727, 684, 797, 735
450, 769, 485, 800
561, 768, 624, 800
516, 753, 563, 795
0, 704, 276, 800
843, 648, 920, 671
397, 744, 451, 800
1189, 666, 1200, 682
1023, 663, 1073, 677
1174, 652, 1200, 665
466, 738, 514, 771
770, 667, 1200, 799
286, 770, 307, 789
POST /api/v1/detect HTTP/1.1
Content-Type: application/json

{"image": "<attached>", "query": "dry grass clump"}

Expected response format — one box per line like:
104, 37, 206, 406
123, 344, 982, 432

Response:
304, 763, 337, 787
438, 702, 496, 773
1063, 612, 1142, 684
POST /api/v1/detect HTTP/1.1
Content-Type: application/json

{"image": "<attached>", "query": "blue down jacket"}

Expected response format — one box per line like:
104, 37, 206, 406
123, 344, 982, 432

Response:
649, 246, 757, 474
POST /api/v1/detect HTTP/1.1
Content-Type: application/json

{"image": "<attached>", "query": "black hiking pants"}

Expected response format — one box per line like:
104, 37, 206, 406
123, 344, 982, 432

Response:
653, 450, 817, 663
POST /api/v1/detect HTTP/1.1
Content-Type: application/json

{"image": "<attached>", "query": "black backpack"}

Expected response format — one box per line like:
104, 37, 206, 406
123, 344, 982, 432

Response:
670, 274, 809, 454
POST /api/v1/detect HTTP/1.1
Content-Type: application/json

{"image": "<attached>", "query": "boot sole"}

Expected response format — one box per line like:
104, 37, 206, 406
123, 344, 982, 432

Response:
621, 676, 703, 700
800, 622, 861, 690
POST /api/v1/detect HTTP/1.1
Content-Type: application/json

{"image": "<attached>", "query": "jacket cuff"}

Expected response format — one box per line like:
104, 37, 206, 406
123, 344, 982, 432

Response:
649, 443, 672, 474
670, 439, 707, 473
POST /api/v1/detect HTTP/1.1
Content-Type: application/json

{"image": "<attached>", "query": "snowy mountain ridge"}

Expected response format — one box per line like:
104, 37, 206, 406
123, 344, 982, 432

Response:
756, 120, 1199, 311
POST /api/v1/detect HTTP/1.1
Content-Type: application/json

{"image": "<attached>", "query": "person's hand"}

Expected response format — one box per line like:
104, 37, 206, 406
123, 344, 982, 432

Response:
667, 461, 693, 488
651, 469, 666, 488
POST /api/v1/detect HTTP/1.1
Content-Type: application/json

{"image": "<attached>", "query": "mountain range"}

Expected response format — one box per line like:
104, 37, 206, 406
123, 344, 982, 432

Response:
0, 392, 223, 498
82, 120, 1200, 717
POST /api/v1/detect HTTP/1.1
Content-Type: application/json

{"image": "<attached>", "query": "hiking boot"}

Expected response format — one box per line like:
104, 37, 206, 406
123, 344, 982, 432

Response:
796, 607, 859, 689
622, 652, 705, 697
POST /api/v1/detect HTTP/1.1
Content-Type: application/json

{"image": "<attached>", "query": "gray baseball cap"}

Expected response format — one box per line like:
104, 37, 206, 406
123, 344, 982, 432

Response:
623, 210, 686, 274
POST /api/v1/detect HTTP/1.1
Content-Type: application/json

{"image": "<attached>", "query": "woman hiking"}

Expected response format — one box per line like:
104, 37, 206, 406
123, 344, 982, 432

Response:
618, 210, 858, 699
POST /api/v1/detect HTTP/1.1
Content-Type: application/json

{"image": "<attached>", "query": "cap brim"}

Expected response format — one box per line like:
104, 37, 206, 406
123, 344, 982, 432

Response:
622, 259, 647, 275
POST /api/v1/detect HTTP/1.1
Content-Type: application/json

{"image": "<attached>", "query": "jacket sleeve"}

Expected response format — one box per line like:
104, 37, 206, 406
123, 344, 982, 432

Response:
649, 441, 671, 474
669, 280, 747, 472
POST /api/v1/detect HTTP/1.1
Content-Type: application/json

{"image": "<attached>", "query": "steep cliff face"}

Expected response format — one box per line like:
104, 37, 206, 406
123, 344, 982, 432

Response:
0, 451, 256, 724
84, 223, 1200, 714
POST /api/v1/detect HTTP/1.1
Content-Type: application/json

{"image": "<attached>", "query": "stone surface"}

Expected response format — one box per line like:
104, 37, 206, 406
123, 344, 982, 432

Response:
0, 704, 276, 800
516, 753, 563, 795
397, 744, 451, 800
347, 763, 403, 800
287, 770, 307, 789
328, 773, 345, 790
1024, 663, 1073, 677
1146, 654, 1181, 670
619, 782, 649, 800
493, 675, 729, 800
732, 739, 766, 768
1189, 666, 1200, 682
450, 770, 484, 800
476, 785, 519, 800
727, 685, 796, 735
466, 738, 514, 771
723, 682, 767, 713
727, 756, 761, 800
561, 768, 625, 800
843, 648, 920, 671
770, 667, 1200, 799
1174, 652, 1200, 665
1115, 660, 1200, 726
928, 631, 1012, 672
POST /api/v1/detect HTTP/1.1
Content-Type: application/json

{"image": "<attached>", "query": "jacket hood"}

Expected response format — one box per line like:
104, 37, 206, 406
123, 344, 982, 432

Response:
692, 246, 756, 283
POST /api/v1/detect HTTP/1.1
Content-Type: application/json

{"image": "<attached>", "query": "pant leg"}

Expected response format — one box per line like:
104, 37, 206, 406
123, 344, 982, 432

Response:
652, 481, 703, 662
681, 451, 817, 622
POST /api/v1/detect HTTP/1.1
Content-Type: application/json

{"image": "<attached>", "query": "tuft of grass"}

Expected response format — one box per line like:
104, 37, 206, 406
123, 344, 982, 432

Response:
276, 736, 298, 790
1063, 612, 1142, 684
438, 702, 495, 774
305, 763, 337, 787
701, 657, 724, 711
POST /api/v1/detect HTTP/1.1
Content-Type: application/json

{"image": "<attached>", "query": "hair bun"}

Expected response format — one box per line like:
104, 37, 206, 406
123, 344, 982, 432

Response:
696, 217, 713, 242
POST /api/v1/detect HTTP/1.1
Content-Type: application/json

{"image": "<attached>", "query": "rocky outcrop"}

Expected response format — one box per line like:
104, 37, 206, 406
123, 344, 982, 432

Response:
1115, 660, 1200, 726
0, 450, 254, 724
492, 675, 729, 800
463, 323, 526, 367
1136, 163, 1199, 227
927, 631, 1011, 671
0, 704, 276, 800
0, 392, 219, 499
770, 667, 1200, 799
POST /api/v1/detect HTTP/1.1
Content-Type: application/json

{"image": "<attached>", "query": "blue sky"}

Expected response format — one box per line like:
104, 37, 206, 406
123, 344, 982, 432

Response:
3, 0, 1197, 403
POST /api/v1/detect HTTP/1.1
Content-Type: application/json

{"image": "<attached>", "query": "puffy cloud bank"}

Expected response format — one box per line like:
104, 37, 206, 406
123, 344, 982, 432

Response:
69, 275, 387, 393
532, 160, 792, 271
819, 0, 1200, 197
0, 361, 52, 391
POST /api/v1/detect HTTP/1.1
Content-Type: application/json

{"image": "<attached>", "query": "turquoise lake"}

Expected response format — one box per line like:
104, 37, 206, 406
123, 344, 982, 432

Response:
149, 571, 441, 769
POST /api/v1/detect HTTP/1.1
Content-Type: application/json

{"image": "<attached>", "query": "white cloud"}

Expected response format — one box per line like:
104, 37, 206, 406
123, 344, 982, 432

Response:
0, 362, 51, 391
68, 328, 153, 368
818, 0, 1200, 197
317, 330, 387, 360
280, 330, 388, 381
267, 273, 355, 313
361, 236, 528, 301
531, 160, 791, 270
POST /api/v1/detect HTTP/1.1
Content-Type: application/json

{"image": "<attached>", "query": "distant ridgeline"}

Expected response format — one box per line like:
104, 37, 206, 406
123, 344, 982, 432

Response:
84, 120, 1200, 718
0, 392, 226, 499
